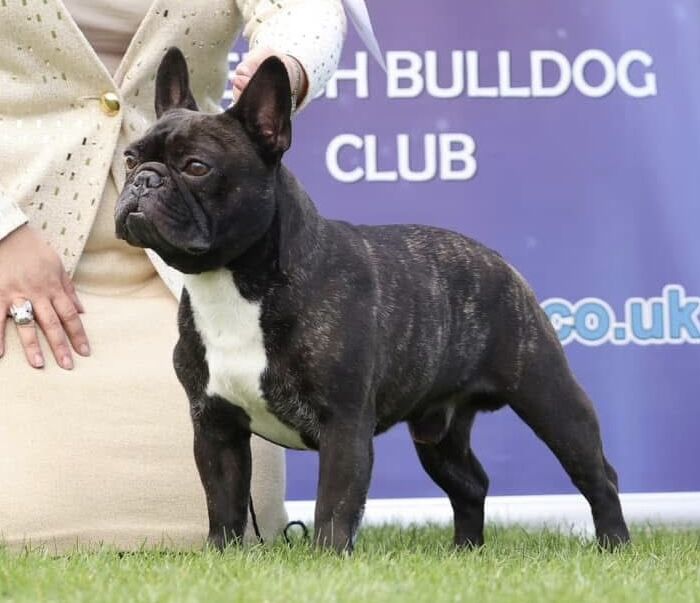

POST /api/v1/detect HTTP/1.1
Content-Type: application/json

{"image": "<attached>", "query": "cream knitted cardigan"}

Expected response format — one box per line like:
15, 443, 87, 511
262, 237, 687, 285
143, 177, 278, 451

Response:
0, 0, 346, 294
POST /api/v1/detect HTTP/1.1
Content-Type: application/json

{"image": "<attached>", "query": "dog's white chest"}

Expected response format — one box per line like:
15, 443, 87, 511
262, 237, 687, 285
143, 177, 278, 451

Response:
183, 269, 307, 450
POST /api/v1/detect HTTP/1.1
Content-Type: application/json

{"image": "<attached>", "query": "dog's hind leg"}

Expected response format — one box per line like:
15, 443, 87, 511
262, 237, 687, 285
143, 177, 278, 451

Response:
411, 407, 488, 548
508, 341, 630, 549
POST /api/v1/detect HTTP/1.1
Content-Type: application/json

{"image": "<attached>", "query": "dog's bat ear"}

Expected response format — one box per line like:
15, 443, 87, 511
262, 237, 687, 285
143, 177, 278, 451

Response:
228, 56, 292, 163
155, 47, 199, 118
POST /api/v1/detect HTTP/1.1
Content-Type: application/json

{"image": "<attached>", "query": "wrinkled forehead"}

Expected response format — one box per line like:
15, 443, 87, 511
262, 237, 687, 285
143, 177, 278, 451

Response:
127, 110, 235, 160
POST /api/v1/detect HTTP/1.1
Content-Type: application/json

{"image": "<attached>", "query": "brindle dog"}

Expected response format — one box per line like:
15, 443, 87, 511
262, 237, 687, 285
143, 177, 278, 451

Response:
115, 48, 630, 553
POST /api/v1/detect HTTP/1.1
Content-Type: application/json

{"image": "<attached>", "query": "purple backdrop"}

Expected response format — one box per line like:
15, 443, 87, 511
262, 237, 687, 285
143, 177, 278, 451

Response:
232, 1, 700, 500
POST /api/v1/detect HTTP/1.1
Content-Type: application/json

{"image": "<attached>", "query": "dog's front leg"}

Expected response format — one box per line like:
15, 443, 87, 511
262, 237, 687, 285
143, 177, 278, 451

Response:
315, 412, 374, 554
192, 397, 252, 550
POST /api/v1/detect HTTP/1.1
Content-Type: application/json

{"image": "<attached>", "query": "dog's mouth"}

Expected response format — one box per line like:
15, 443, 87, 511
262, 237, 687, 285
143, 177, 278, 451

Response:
116, 201, 148, 245
124, 210, 153, 233
119, 207, 160, 248
124, 210, 145, 227
119, 206, 211, 256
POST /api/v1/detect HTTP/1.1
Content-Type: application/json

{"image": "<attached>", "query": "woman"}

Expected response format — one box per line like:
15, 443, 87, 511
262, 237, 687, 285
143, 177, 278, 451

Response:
0, 0, 346, 552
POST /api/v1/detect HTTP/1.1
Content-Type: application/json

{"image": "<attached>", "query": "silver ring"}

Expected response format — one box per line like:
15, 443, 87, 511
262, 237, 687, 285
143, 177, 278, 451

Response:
9, 300, 34, 326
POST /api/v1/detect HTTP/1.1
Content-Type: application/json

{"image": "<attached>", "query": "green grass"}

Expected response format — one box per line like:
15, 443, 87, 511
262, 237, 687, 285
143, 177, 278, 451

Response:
1, 526, 699, 603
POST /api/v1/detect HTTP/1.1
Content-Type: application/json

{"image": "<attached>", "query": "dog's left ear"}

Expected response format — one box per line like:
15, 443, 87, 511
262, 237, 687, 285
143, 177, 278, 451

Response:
155, 47, 199, 118
228, 56, 292, 163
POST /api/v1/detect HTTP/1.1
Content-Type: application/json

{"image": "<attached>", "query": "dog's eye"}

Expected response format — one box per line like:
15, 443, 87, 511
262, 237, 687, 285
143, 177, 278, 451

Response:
125, 155, 138, 171
184, 160, 210, 177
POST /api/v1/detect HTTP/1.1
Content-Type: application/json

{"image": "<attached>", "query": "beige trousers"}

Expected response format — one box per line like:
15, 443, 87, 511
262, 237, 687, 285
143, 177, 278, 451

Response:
0, 178, 288, 552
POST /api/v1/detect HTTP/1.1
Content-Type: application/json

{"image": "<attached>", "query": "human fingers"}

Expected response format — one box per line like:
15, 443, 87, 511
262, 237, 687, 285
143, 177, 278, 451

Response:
11, 297, 45, 369
52, 291, 90, 357
33, 298, 73, 370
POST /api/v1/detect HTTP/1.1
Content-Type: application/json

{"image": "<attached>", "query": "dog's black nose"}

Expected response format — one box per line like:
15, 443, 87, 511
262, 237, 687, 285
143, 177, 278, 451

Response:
133, 169, 163, 190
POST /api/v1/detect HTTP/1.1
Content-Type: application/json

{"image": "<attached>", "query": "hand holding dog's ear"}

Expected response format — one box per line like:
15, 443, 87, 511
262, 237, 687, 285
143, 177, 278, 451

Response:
155, 47, 199, 118
229, 56, 293, 163
233, 47, 308, 108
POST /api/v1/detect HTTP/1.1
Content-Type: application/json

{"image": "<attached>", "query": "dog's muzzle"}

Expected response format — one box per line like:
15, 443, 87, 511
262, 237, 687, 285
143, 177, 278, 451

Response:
115, 166, 168, 239
115, 165, 211, 257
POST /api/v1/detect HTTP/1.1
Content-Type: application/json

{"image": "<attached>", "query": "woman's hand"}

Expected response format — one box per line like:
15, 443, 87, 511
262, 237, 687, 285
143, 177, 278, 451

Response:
0, 225, 90, 369
232, 47, 309, 107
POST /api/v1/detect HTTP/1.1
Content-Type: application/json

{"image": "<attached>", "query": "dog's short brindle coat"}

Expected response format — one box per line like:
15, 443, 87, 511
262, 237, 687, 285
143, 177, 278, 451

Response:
115, 48, 630, 553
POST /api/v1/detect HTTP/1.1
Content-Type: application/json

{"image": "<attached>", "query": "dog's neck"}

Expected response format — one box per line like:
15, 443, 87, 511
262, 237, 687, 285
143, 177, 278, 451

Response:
224, 164, 325, 299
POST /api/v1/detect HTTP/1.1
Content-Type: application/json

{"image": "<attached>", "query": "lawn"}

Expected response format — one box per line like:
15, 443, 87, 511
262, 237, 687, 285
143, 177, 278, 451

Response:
1, 525, 699, 603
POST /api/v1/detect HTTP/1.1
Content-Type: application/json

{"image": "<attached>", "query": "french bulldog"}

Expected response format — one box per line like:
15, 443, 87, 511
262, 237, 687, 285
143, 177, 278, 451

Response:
114, 47, 630, 553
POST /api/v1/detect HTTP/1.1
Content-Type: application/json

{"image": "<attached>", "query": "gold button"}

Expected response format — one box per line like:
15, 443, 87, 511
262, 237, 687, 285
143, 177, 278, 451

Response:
99, 92, 121, 116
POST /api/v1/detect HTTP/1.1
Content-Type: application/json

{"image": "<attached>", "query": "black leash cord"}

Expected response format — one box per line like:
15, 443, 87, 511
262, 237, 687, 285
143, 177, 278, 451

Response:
249, 495, 264, 544
283, 520, 309, 544
248, 496, 310, 545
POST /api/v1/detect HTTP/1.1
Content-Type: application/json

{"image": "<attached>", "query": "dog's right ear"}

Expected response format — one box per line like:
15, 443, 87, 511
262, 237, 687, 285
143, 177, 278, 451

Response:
155, 47, 199, 118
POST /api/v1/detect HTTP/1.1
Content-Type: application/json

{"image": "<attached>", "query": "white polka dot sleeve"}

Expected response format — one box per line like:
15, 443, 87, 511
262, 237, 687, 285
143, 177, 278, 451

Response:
0, 190, 29, 241
237, 0, 347, 111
